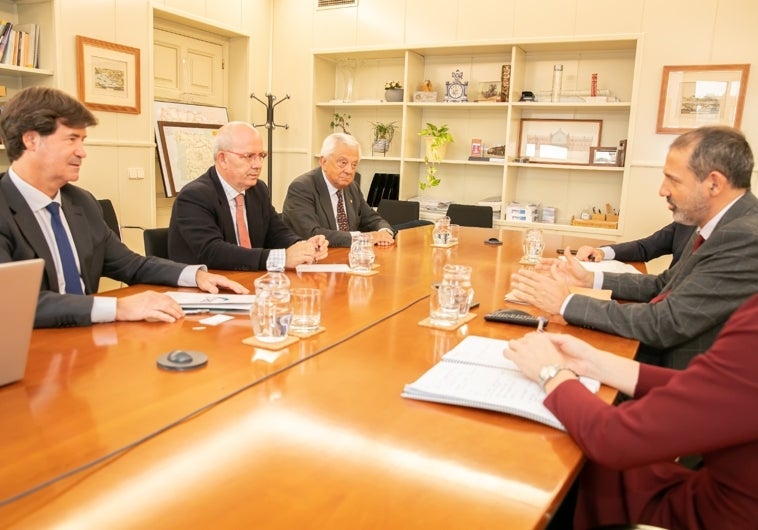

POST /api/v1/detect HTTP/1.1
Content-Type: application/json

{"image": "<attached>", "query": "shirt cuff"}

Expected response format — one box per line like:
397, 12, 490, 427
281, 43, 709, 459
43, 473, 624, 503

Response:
600, 246, 615, 260
180, 265, 207, 287
559, 293, 574, 316
269, 248, 286, 266
91, 296, 117, 323
592, 271, 604, 289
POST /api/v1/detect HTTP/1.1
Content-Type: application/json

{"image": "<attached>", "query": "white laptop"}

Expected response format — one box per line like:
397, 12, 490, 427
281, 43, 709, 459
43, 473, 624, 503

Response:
0, 259, 44, 386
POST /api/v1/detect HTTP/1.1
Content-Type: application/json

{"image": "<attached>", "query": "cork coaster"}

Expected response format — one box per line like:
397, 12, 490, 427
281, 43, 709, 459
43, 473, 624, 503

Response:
347, 269, 379, 276
418, 312, 477, 330
242, 334, 300, 350
287, 326, 326, 339
431, 242, 458, 248
518, 257, 541, 265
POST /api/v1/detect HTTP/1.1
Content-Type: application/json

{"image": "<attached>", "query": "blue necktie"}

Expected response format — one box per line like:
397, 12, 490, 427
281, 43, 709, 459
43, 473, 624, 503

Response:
45, 202, 83, 294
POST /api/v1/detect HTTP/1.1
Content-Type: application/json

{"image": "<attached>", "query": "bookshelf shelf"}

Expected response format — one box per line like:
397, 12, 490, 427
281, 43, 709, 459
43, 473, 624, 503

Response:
312, 36, 641, 235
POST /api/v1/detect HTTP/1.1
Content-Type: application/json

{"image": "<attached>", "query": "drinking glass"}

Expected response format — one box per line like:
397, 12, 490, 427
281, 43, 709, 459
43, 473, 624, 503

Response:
432, 216, 452, 245
429, 284, 460, 327
290, 287, 321, 332
441, 264, 474, 317
521, 228, 545, 264
349, 233, 375, 272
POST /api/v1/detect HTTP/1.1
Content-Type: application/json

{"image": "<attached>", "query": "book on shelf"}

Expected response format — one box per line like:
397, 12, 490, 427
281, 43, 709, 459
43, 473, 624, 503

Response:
402, 335, 600, 431
0, 21, 12, 63
14, 23, 39, 68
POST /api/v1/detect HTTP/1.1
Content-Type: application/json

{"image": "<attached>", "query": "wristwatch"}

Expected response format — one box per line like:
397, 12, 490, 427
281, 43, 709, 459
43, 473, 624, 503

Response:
537, 365, 576, 391
379, 227, 395, 237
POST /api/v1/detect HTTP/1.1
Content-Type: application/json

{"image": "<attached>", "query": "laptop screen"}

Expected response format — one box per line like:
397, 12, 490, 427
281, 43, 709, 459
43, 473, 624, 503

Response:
0, 259, 44, 386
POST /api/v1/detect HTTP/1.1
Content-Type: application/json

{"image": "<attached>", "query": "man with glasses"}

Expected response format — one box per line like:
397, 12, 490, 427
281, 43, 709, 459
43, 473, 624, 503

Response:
282, 133, 395, 247
168, 122, 328, 270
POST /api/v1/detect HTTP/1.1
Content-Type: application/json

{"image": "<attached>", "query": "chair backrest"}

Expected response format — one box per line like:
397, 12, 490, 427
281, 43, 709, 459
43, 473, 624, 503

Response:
445, 203, 494, 228
143, 228, 170, 259
97, 199, 121, 240
377, 199, 420, 226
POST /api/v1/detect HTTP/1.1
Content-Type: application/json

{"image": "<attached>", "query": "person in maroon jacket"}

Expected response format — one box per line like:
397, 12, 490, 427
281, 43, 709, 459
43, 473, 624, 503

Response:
505, 293, 758, 530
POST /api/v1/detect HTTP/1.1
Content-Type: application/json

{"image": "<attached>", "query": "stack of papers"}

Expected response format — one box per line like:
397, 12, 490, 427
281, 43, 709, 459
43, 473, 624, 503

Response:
165, 292, 255, 312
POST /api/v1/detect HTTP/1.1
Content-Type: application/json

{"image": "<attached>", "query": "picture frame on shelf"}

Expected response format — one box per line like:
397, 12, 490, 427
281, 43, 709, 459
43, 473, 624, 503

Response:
589, 147, 618, 166
156, 122, 224, 197
76, 36, 140, 114
518, 118, 602, 165
656, 64, 750, 134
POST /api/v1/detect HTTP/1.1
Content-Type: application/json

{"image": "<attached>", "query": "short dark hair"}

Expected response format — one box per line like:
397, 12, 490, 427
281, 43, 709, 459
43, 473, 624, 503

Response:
0, 86, 98, 162
671, 126, 754, 189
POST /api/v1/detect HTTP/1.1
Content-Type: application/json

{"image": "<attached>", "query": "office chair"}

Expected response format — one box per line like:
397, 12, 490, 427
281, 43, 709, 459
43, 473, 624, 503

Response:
377, 199, 420, 226
143, 228, 170, 259
445, 203, 493, 228
97, 199, 122, 240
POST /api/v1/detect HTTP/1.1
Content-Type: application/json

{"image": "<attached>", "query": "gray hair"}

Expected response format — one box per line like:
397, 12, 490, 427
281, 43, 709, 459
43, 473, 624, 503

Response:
320, 132, 362, 159
213, 121, 258, 158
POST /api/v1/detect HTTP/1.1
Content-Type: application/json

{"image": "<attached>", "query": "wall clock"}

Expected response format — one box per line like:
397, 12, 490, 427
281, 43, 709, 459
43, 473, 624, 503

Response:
444, 69, 468, 103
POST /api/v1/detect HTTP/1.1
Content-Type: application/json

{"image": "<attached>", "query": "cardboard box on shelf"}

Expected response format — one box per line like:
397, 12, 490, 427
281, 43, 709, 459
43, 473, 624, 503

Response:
505, 202, 538, 222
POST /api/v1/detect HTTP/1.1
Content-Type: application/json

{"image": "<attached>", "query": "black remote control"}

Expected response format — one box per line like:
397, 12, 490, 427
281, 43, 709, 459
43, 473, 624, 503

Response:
484, 309, 547, 329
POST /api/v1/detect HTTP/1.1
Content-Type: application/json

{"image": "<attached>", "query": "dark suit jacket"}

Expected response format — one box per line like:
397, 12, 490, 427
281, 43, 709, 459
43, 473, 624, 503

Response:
0, 174, 184, 328
564, 192, 758, 369
611, 221, 696, 267
168, 167, 301, 270
281, 167, 392, 247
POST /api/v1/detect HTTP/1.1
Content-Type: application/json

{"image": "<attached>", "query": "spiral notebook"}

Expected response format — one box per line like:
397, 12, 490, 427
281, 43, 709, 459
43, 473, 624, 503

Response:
402, 335, 599, 431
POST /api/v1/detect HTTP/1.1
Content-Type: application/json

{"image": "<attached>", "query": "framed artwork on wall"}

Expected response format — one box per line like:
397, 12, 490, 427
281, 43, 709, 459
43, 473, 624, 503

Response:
76, 36, 140, 114
518, 118, 602, 165
656, 64, 750, 134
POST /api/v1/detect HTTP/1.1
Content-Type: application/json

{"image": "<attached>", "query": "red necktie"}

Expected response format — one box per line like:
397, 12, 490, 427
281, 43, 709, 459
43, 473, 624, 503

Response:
235, 194, 252, 248
336, 190, 349, 231
692, 234, 705, 252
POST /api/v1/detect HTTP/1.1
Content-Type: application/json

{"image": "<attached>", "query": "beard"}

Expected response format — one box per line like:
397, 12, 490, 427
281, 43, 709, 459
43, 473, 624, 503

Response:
669, 193, 709, 226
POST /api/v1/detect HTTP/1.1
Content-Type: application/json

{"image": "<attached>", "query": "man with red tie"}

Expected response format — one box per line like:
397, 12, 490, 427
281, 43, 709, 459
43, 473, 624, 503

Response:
168, 122, 328, 270
510, 126, 758, 369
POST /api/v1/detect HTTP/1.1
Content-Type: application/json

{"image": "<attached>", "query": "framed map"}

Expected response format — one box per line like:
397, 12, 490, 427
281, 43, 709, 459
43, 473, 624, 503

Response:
157, 122, 224, 197
153, 102, 229, 197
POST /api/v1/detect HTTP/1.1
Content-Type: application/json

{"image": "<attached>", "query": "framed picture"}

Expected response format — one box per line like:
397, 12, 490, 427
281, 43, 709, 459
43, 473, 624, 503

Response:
76, 36, 140, 114
589, 147, 618, 166
656, 64, 750, 134
157, 122, 224, 197
153, 102, 229, 197
518, 118, 602, 165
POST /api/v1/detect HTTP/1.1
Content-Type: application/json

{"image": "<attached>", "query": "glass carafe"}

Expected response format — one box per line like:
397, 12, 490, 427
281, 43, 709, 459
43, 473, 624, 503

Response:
251, 254, 292, 342
349, 233, 375, 272
441, 263, 474, 317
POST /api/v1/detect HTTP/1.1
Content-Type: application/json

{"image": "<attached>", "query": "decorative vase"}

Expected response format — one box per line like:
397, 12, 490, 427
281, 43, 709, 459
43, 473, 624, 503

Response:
384, 89, 404, 102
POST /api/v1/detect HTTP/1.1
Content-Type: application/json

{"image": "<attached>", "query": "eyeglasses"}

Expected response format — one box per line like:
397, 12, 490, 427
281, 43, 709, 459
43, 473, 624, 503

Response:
333, 157, 359, 170
224, 150, 268, 162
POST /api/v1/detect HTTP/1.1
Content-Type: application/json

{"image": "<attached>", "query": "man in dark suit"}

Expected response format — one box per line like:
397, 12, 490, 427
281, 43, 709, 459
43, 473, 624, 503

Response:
0, 87, 247, 328
511, 126, 758, 369
575, 221, 695, 268
168, 122, 328, 270
281, 133, 395, 248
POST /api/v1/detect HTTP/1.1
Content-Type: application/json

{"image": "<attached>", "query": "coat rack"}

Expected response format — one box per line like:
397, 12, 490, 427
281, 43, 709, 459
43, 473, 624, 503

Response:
251, 92, 290, 196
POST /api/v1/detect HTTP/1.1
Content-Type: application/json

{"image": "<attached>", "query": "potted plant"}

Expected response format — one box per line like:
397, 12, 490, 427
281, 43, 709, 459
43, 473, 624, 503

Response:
418, 122, 454, 189
384, 81, 404, 102
370, 121, 398, 155
330, 112, 351, 134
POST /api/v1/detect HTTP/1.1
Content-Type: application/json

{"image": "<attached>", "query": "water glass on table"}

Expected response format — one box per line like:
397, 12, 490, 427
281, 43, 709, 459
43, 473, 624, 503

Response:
290, 287, 321, 332
521, 228, 545, 264
429, 283, 461, 327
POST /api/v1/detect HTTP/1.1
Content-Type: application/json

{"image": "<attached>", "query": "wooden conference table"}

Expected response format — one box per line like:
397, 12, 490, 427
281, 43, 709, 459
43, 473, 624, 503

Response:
0, 226, 641, 529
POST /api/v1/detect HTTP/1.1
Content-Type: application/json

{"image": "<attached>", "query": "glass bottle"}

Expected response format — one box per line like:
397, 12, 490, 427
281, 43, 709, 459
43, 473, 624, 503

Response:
441, 263, 474, 317
251, 253, 292, 342
432, 216, 452, 245
349, 233, 375, 272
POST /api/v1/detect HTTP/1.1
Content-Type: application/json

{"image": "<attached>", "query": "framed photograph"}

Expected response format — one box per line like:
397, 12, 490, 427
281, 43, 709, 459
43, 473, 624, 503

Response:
76, 36, 140, 114
157, 122, 224, 197
153, 102, 229, 197
656, 64, 750, 134
518, 118, 602, 165
589, 147, 618, 166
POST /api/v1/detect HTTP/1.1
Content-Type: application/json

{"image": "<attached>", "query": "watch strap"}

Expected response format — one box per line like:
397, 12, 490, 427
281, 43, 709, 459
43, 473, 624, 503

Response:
538, 365, 577, 391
